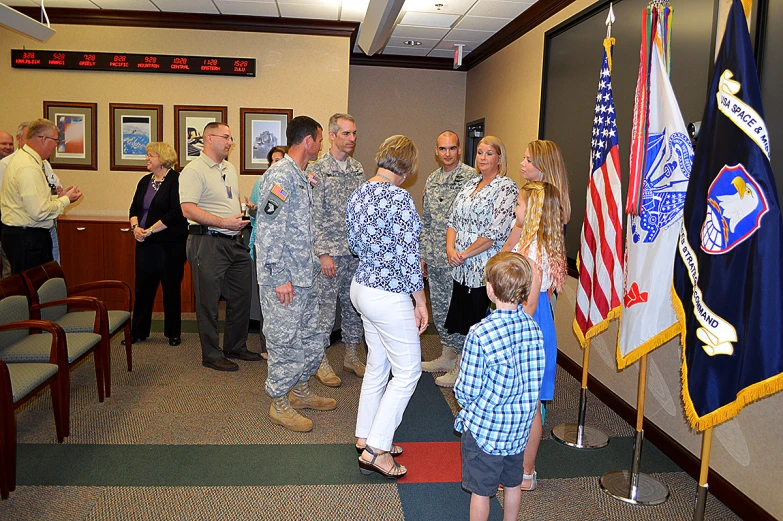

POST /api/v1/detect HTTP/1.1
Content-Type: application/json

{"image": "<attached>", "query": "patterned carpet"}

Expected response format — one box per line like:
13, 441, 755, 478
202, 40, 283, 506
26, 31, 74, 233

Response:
0, 315, 742, 520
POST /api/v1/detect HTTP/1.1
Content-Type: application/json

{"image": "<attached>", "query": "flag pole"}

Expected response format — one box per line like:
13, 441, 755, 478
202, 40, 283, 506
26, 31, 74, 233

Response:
552, 339, 609, 449
600, 354, 669, 504
692, 427, 714, 521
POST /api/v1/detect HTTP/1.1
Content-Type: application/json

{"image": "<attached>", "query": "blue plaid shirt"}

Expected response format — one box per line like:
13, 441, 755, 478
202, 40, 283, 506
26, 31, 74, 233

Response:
454, 306, 545, 456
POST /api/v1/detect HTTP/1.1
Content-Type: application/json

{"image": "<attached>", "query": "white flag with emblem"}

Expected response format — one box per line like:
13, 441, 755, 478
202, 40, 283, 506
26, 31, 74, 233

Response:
616, 13, 694, 369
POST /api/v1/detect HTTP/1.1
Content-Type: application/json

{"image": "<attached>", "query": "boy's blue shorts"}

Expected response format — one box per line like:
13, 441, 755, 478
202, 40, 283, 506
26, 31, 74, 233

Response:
461, 430, 524, 497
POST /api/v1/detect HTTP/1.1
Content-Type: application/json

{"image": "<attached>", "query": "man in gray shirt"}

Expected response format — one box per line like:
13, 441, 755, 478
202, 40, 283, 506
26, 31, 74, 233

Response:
255, 116, 336, 433
308, 113, 366, 388
420, 131, 478, 385
180, 122, 262, 372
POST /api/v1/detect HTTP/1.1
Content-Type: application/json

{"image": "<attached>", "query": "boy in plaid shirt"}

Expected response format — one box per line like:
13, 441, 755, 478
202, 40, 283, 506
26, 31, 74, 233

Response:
454, 252, 545, 521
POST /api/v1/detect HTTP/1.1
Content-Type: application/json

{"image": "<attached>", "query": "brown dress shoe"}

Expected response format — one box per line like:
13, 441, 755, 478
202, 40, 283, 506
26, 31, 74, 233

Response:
202, 358, 239, 372
225, 350, 263, 361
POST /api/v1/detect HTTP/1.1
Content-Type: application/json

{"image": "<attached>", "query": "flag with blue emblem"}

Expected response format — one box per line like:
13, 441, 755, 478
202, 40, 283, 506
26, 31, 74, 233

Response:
672, 0, 783, 431
616, 3, 693, 369
573, 35, 623, 347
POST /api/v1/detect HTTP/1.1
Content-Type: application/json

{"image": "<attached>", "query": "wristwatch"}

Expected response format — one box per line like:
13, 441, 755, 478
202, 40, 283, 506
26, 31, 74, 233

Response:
131, 224, 138, 231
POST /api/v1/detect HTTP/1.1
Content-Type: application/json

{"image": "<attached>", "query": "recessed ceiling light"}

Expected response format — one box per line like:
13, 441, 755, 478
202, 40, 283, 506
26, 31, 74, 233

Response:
403, 40, 423, 46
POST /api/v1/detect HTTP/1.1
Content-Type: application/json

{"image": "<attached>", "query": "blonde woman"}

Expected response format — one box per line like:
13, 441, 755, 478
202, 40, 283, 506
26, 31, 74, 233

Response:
436, 136, 519, 387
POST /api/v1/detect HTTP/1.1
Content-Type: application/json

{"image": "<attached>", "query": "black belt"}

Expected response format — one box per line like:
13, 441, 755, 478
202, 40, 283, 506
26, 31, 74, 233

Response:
3, 225, 51, 234
188, 224, 241, 241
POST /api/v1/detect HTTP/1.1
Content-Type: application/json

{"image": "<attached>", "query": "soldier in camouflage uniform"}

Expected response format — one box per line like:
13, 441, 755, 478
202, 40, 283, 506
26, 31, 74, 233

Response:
255, 116, 336, 433
420, 131, 478, 385
308, 113, 366, 387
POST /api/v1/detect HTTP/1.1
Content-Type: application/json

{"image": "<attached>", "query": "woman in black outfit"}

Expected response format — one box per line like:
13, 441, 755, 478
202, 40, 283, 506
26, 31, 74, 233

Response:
126, 142, 188, 346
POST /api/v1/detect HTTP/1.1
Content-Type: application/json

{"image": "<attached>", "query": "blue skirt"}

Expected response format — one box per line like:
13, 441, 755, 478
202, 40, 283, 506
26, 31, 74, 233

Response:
532, 291, 556, 401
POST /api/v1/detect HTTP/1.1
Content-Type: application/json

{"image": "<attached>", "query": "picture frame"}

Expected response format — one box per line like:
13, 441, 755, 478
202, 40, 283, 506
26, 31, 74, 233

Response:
174, 105, 228, 167
43, 101, 98, 170
109, 103, 163, 171
239, 108, 293, 174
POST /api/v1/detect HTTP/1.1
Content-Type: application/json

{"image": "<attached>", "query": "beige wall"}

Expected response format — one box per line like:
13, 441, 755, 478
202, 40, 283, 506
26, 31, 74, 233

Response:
348, 65, 467, 212
0, 25, 350, 217
465, 0, 783, 517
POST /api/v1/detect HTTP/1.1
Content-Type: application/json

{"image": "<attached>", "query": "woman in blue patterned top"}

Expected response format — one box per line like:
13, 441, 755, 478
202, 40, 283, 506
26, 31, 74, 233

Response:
438, 136, 519, 388
347, 135, 428, 479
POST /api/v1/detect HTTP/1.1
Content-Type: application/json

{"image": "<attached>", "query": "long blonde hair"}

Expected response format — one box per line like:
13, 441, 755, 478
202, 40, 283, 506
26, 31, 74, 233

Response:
476, 135, 507, 177
517, 182, 567, 291
527, 140, 570, 224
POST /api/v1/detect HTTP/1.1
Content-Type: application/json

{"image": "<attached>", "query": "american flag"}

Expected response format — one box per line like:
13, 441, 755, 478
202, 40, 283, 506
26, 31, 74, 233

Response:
573, 37, 624, 347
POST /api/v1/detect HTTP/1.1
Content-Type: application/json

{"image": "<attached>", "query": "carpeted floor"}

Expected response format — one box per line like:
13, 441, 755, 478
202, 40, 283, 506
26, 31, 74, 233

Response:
0, 314, 742, 520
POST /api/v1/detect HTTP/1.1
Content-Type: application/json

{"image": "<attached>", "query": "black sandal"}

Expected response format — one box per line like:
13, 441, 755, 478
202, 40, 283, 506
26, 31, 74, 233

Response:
355, 443, 403, 456
358, 446, 407, 478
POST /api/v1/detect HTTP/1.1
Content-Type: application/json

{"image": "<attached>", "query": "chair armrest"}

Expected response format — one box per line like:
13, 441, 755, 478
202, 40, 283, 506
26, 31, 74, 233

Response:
69, 280, 132, 311
31, 297, 107, 332
0, 320, 68, 365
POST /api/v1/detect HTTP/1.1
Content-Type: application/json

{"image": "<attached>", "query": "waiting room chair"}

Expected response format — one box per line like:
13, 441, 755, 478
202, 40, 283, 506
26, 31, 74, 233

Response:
22, 262, 131, 400
0, 276, 70, 499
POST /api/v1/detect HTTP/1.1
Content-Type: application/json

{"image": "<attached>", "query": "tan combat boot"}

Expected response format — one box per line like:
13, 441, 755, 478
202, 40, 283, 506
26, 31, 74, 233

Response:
314, 355, 342, 387
435, 353, 462, 388
289, 382, 337, 411
270, 396, 313, 432
421, 346, 457, 373
343, 343, 366, 378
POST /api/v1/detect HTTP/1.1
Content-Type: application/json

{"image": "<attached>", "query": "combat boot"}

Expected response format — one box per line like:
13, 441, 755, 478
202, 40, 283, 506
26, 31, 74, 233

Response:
421, 346, 457, 373
270, 396, 313, 432
343, 343, 366, 378
435, 353, 462, 388
289, 382, 337, 411
315, 355, 342, 387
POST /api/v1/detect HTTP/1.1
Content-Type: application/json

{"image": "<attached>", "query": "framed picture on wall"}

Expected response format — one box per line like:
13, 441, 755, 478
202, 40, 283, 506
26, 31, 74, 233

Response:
239, 108, 293, 174
174, 105, 228, 167
109, 103, 163, 171
43, 101, 98, 170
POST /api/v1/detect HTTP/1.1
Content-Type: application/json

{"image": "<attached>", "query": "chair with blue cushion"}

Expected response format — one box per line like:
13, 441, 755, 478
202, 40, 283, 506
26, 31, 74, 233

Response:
0, 276, 70, 499
22, 261, 131, 400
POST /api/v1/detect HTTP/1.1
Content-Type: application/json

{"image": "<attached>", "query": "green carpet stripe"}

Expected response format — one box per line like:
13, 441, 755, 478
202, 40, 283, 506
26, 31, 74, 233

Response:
17, 437, 678, 487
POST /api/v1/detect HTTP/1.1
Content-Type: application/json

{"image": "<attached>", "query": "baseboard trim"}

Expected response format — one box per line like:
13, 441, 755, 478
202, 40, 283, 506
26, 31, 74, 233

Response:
556, 351, 773, 521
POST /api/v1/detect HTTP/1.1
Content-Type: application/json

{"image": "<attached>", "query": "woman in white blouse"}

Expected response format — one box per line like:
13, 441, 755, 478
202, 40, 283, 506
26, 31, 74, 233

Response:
436, 136, 519, 387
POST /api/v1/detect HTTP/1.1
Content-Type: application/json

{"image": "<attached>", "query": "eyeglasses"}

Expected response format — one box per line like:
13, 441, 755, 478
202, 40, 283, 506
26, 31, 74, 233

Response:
39, 135, 59, 143
145, 154, 159, 159
207, 134, 235, 143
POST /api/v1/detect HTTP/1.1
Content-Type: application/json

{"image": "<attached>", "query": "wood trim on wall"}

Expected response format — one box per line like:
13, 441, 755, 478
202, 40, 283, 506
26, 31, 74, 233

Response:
350, 53, 454, 70
556, 351, 776, 521
13, 7, 359, 38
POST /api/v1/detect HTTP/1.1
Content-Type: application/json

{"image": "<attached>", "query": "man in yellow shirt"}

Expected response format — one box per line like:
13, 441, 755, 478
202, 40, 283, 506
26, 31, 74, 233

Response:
0, 118, 81, 274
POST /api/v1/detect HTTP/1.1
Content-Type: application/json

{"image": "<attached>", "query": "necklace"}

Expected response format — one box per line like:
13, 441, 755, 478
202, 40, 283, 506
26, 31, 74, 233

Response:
376, 173, 394, 184
151, 173, 166, 191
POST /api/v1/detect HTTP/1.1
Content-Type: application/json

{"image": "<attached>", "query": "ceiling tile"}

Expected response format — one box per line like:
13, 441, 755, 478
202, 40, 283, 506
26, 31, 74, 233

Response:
434, 39, 478, 52
152, 0, 220, 13
2, 1, 38, 6
382, 45, 432, 57
91, 0, 160, 10
454, 14, 511, 31
402, 0, 476, 16
386, 35, 439, 50
26, 0, 97, 7
278, 3, 339, 19
340, 7, 367, 22
214, 0, 279, 16
399, 11, 458, 28
467, 0, 533, 19
443, 28, 493, 42
427, 48, 460, 58
391, 24, 449, 40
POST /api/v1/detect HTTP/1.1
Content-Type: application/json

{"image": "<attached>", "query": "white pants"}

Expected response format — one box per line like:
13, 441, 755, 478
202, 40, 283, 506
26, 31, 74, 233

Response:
351, 281, 422, 451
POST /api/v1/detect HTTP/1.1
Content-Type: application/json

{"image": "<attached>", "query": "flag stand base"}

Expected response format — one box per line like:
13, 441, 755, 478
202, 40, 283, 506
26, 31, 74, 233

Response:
552, 387, 609, 449
600, 429, 669, 505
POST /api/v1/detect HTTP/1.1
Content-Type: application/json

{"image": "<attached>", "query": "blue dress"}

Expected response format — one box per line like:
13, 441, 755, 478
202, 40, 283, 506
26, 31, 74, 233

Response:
532, 291, 556, 401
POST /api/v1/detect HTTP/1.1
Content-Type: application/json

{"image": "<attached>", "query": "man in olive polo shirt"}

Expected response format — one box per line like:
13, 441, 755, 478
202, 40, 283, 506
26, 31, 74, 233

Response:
179, 122, 262, 371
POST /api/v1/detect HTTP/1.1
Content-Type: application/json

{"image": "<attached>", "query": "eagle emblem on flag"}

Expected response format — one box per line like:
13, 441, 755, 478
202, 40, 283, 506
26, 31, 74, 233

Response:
700, 164, 768, 254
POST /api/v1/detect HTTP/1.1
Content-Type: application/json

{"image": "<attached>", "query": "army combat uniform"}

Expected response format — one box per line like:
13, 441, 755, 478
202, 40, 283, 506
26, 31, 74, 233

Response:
420, 162, 477, 370
255, 155, 322, 399
308, 151, 366, 382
